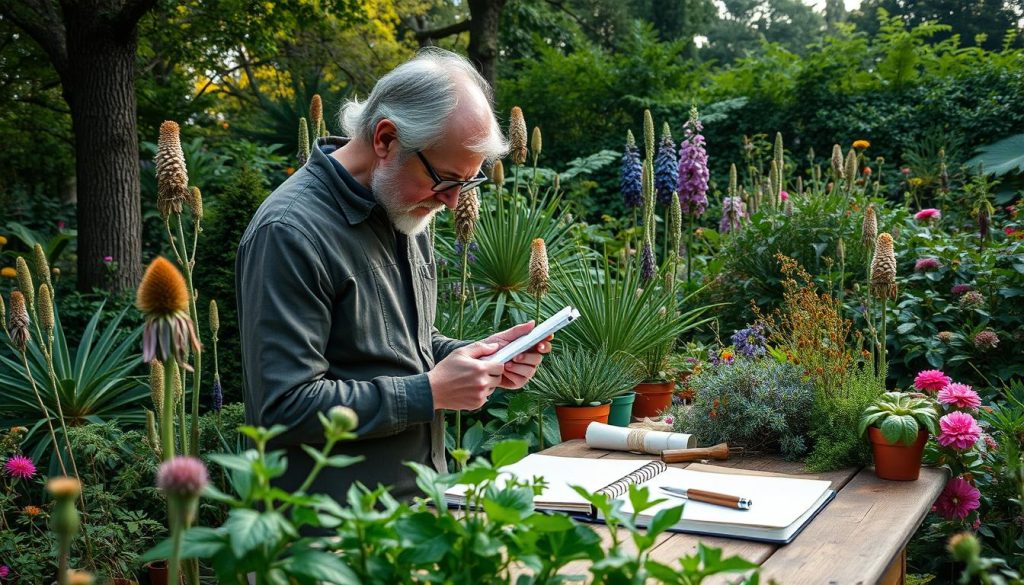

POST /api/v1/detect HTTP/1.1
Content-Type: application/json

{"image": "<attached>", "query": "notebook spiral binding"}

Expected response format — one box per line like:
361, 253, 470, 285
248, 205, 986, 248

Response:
596, 460, 667, 499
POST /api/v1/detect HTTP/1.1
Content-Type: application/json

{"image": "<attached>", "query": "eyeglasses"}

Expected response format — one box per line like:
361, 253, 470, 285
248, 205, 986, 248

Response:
416, 151, 489, 193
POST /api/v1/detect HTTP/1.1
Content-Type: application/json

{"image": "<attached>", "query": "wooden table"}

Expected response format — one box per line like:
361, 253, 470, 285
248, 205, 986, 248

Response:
537, 440, 947, 585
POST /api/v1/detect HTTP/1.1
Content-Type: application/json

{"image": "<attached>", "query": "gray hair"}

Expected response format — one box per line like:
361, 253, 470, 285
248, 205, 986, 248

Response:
340, 48, 509, 161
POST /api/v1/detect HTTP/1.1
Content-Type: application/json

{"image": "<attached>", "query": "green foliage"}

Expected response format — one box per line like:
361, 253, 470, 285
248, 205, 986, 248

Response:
673, 357, 816, 459
527, 347, 644, 407
805, 364, 884, 472
968, 133, 1024, 177
858, 391, 940, 445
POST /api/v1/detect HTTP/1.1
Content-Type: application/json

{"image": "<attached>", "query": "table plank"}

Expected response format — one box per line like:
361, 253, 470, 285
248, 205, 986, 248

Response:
757, 466, 947, 584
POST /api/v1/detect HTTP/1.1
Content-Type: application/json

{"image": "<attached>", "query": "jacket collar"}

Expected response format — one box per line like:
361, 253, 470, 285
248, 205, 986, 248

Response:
306, 137, 377, 225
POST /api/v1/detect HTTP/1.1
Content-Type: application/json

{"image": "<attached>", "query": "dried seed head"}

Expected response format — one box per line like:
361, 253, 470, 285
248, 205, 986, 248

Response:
454, 188, 480, 246
187, 186, 203, 221
310, 94, 323, 129
531, 126, 542, 161
137, 257, 189, 317
16, 256, 33, 312
38, 284, 53, 335
870, 233, 898, 300
509, 107, 527, 165
209, 299, 220, 338
862, 205, 878, 247
150, 359, 165, 418
33, 244, 52, 298
528, 238, 549, 298
491, 159, 505, 187
156, 121, 190, 219
831, 144, 844, 180
9, 291, 30, 352
297, 117, 311, 166
845, 149, 858, 186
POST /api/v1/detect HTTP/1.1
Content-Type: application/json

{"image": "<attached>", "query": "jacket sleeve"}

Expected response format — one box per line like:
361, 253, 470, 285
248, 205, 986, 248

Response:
431, 328, 470, 363
238, 221, 434, 446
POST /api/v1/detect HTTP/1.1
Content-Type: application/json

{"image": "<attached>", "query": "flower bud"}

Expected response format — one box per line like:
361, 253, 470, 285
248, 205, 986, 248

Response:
328, 405, 359, 434
947, 532, 980, 562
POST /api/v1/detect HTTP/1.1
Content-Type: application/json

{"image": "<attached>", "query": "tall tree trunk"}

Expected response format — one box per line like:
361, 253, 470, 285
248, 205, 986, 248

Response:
467, 0, 507, 89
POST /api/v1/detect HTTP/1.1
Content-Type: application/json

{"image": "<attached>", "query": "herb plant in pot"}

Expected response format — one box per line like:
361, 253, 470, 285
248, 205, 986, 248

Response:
858, 392, 940, 481
527, 348, 645, 441
633, 341, 675, 419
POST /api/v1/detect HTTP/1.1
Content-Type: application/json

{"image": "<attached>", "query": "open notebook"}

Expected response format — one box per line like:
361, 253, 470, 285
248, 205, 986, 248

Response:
444, 454, 835, 544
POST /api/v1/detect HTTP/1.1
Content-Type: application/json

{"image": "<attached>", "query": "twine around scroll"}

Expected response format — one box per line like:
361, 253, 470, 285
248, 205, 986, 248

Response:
626, 428, 649, 453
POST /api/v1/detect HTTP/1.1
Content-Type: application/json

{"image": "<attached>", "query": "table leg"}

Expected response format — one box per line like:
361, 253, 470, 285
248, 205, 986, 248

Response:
879, 548, 906, 585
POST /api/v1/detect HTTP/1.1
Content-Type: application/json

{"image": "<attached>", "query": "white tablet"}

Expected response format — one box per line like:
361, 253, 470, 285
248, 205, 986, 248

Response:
481, 306, 580, 364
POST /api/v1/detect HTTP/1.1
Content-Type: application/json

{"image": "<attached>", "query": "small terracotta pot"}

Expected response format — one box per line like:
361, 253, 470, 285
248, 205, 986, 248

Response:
869, 427, 928, 481
555, 403, 611, 441
146, 561, 183, 585
632, 381, 674, 418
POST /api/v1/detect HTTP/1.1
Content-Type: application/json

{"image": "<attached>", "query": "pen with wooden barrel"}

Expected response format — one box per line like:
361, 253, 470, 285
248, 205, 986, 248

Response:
660, 486, 753, 510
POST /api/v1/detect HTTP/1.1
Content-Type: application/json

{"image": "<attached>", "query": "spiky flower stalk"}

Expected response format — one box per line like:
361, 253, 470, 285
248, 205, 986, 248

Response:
641, 237, 656, 283
38, 284, 53, 341
870, 233, 898, 375
654, 122, 678, 207
209, 300, 222, 418
643, 109, 655, 162
676, 106, 709, 218
150, 360, 165, 425
668, 191, 682, 294
491, 159, 505, 192
774, 132, 784, 174
642, 159, 656, 239
531, 126, 542, 166
528, 237, 549, 449
768, 161, 780, 210
16, 256, 33, 317
845, 149, 858, 192
156, 121, 190, 219
0, 293, 6, 337
9, 291, 30, 355
729, 164, 738, 199
621, 130, 643, 209
298, 118, 311, 166
187, 187, 203, 222
310, 94, 323, 137
453, 187, 480, 460
33, 244, 53, 302
509, 107, 528, 166
862, 205, 878, 249
831, 144, 844, 183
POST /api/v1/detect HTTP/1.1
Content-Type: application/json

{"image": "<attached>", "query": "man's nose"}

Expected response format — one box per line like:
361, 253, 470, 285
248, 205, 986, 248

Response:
436, 189, 459, 210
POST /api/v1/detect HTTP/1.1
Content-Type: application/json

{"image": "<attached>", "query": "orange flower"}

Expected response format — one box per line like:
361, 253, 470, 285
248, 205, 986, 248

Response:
137, 257, 189, 316
852, 140, 870, 150
862, 167, 872, 176
0, 267, 15, 278
23, 505, 42, 517
285, 167, 296, 176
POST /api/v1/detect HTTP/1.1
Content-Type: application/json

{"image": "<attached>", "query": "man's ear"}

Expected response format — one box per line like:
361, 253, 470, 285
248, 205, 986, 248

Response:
372, 119, 399, 159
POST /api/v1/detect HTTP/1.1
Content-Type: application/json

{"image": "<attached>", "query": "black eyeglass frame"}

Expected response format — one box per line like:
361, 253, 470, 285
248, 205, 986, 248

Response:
416, 151, 489, 193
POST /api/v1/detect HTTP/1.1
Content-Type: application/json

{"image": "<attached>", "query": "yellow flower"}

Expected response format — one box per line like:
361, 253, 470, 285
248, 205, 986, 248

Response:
720, 349, 734, 361
0, 235, 7, 246
852, 140, 870, 150
909, 177, 925, 187
1, 267, 15, 278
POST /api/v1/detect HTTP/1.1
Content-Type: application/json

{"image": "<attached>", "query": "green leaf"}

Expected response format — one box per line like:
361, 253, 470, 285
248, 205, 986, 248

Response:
967, 133, 1024, 176
647, 504, 683, 537
491, 439, 529, 468
896, 322, 917, 334
141, 527, 226, 562
224, 509, 293, 558
526, 512, 576, 533
483, 486, 534, 523
462, 421, 485, 454
278, 548, 359, 584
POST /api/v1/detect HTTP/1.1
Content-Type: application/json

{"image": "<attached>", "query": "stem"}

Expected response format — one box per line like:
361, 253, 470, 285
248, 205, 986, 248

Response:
454, 243, 471, 462
278, 438, 339, 515
162, 359, 179, 461
880, 298, 888, 383
685, 217, 693, 286
178, 369, 188, 454
535, 295, 543, 451
167, 498, 183, 585
176, 216, 203, 457
20, 351, 67, 475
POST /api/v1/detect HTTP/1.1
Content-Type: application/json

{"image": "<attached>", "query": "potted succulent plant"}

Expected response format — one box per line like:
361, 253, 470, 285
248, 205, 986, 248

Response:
526, 347, 644, 441
632, 341, 675, 418
858, 392, 940, 481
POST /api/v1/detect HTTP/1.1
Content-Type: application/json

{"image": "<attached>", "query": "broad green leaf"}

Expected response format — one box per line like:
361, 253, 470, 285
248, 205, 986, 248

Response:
491, 439, 529, 468
278, 548, 360, 584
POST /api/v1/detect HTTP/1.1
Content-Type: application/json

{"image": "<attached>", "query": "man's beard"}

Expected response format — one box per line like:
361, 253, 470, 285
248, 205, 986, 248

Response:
371, 157, 443, 236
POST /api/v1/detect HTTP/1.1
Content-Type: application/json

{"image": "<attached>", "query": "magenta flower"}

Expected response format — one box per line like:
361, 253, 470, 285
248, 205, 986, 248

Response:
0, 564, 8, 578
103, 256, 114, 263
951, 284, 972, 295
4, 454, 36, 480
157, 456, 209, 498
676, 109, 709, 217
914, 369, 951, 393
935, 477, 980, 520
914, 257, 941, 272
938, 383, 981, 410
779, 191, 789, 202
915, 208, 941, 221
938, 411, 982, 450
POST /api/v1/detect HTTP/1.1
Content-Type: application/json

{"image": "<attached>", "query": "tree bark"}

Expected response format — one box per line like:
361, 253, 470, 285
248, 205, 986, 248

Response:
61, 10, 144, 292
467, 0, 507, 89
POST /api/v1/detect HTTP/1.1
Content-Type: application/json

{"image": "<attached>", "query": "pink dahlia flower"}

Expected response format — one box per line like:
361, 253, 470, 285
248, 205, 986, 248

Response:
915, 208, 941, 221
915, 257, 941, 271
0, 565, 9, 578
938, 411, 982, 450
935, 477, 981, 520
914, 370, 951, 393
4, 454, 36, 479
938, 383, 981, 410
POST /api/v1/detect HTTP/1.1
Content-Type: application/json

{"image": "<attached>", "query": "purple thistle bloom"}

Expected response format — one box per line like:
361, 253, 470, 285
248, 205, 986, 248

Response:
640, 241, 656, 282
655, 133, 678, 206
914, 257, 941, 272
731, 325, 766, 358
951, 284, 972, 295
212, 376, 223, 413
621, 139, 643, 208
719, 197, 747, 233
676, 112, 709, 217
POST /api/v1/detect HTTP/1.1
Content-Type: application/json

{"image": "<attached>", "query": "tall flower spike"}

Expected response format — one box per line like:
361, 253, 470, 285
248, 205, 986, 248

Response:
150, 360, 165, 420
640, 237, 656, 283
774, 132, 784, 172
137, 257, 200, 366
845, 149, 858, 187
676, 106, 709, 217
527, 238, 549, 298
9, 291, 30, 352
491, 159, 505, 187
454, 188, 480, 246
720, 197, 748, 233
187, 186, 203, 222
831, 144, 844, 181
655, 122, 678, 206
643, 109, 655, 161
668, 190, 682, 263
16, 256, 33, 312
620, 131, 643, 208
862, 205, 878, 247
531, 126, 542, 163
310, 94, 323, 134
509, 107, 528, 165
209, 299, 220, 339
728, 163, 738, 198
38, 284, 53, 337
212, 375, 223, 413
870, 233, 898, 300
33, 244, 52, 300
768, 161, 780, 201
0, 293, 6, 336
642, 159, 655, 231
297, 117, 311, 166
156, 121, 190, 219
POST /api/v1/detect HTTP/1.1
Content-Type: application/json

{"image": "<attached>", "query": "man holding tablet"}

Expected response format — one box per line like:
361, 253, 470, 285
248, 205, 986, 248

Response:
236, 48, 551, 510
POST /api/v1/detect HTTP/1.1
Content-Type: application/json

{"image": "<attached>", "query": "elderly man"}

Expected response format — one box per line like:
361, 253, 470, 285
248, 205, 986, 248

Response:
236, 48, 549, 505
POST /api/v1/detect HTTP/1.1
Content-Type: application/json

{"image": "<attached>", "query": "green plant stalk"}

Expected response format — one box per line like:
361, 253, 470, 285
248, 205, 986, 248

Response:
879, 298, 888, 383
278, 436, 340, 516
685, 217, 693, 285
20, 351, 67, 475
455, 244, 470, 459
57, 532, 71, 585
162, 359, 179, 461
535, 294, 543, 451
167, 497, 184, 585
178, 368, 188, 453
176, 216, 203, 457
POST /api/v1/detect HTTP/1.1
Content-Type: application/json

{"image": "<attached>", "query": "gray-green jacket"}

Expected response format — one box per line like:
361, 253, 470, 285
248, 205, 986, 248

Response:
236, 139, 464, 505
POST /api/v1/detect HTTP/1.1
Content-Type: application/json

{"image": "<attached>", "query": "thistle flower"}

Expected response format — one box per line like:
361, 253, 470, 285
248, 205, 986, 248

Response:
869, 233, 898, 300
643, 109, 655, 161
654, 123, 678, 206
16, 256, 33, 312
150, 360, 165, 419
33, 244, 52, 299
531, 126, 542, 162
527, 238, 549, 298
137, 257, 200, 367
620, 131, 643, 208
676, 107, 709, 217
23, 504, 42, 517
509, 107, 528, 165
157, 456, 209, 499
38, 284, 53, 336
47, 476, 82, 499
155, 121, 190, 219
914, 257, 940, 272
862, 205, 878, 247
187, 186, 203, 222
4, 454, 36, 479
8, 291, 30, 352
640, 238, 656, 283
974, 329, 1000, 350
831, 144, 844, 180
454, 188, 480, 246
719, 197, 747, 233
310, 94, 323, 132
297, 117, 311, 166
212, 375, 223, 413
491, 159, 505, 187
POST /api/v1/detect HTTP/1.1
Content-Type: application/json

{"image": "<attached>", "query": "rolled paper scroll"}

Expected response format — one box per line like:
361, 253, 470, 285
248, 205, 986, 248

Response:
585, 422, 695, 455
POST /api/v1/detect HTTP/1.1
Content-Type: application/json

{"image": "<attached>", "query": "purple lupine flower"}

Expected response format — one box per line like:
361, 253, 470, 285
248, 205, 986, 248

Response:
655, 127, 678, 206
676, 109, 709, 217
454, 241, 478, 263
731, 325, 766, 358
621, 132, 643, 208
640, 240, 656, 282
212, 376, 223, 413
719, 197, 747, 233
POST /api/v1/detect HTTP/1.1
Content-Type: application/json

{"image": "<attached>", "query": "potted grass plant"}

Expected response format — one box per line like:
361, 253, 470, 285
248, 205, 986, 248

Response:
526, 347, 644, 441
858, 392, 940, 481
633, 341, 675, 418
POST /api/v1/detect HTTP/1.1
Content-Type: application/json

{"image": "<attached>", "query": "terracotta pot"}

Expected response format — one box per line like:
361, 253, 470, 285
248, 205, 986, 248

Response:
869, 427, 928, 481
111, 579, 138, 585
555, 403, 610, 441
607, 392, 636, 427
145, 561, 183, 585
632, 381, 674, 418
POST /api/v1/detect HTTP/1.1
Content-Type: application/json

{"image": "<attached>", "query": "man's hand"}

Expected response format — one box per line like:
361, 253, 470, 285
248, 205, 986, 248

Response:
428, 341, 507, 411
480, 321, 553, 390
